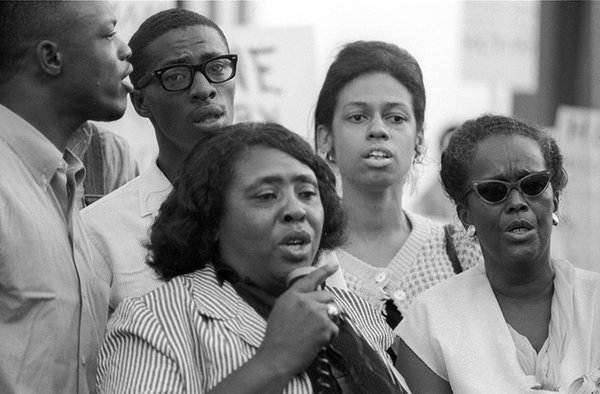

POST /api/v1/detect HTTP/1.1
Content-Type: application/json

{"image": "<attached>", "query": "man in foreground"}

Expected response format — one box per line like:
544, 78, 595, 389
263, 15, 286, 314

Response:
0, 1, 132, 392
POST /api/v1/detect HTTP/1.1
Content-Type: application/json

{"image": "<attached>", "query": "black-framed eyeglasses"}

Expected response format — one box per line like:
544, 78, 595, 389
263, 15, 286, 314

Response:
465, 169, 553, 205
137, 54, 238, 91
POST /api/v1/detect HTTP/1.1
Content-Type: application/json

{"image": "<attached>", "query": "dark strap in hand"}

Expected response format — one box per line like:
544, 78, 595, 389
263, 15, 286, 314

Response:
444, 224, 463, 274
229, 275, 406, 393
326, 316, 408, 393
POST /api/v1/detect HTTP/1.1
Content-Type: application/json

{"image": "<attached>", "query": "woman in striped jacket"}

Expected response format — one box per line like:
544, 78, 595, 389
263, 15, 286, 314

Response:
96, 122, 409, 393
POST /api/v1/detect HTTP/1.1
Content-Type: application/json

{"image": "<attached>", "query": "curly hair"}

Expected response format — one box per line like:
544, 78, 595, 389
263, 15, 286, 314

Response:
314, 40, 426, 161
440, 114, 568, 207
146, 122, 347, 281
128, 8, 229, 88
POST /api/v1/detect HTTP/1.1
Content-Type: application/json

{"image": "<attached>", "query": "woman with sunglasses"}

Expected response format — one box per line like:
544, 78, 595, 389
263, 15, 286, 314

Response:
395, 114, 600, 393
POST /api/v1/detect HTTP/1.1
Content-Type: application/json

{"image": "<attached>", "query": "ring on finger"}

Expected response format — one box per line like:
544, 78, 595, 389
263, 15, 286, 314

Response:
327, 302, 341, 325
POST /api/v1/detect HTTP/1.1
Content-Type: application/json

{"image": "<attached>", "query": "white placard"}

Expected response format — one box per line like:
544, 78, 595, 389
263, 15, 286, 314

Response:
461, 1, 540, 93
552, 105, 600, 272
227, 25, 318, 140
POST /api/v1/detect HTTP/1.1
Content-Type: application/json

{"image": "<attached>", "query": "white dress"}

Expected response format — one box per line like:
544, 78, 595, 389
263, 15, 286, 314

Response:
396, 259, 600, 393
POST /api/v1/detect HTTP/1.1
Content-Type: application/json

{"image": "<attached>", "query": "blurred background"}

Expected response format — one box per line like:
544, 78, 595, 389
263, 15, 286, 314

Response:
102, 0, 600, 271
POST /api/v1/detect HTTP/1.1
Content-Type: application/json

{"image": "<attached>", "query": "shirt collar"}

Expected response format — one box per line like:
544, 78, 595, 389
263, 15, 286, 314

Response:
187, 266, 266, 348
0, 104, 65, 189
64, 147, 86, 186
138, 158, 173, 218
66, 121, 94, 158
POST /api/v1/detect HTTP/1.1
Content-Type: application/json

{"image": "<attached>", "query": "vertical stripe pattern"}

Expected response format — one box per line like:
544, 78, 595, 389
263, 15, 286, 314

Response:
96, 265, 401, 393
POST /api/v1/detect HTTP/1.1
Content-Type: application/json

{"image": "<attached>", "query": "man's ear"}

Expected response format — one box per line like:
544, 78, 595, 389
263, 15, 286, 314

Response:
37, 40, 62, 76
316, 125, 333, 159
456, 202, 472, 230
553, 194, 559, 213
130, 89, 151, 118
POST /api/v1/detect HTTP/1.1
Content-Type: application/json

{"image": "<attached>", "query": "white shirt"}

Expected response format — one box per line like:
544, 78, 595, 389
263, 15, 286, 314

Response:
0, 104, 109, 394
396, 259, 600, 393
81, 159, 171, 311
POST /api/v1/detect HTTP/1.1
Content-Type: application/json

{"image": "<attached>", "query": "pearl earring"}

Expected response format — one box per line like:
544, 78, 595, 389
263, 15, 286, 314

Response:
326, 148, 336, 164
552, 213, 560, 226
466, 225, 477, 238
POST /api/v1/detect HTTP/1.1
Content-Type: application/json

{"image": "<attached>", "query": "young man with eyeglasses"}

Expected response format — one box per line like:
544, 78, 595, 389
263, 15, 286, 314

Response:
0, 2, 132, 392
82, 8, 237, 313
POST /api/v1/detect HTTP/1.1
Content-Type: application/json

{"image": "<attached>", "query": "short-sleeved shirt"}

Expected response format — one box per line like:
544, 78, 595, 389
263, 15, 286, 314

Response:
396, 259, 600, 393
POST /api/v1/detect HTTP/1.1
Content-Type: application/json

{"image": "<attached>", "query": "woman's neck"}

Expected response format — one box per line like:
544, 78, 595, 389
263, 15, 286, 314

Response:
342, 180, 405, 230
341, 181, 411, 267
487, 260, 554, 353
486, 259, 555, 301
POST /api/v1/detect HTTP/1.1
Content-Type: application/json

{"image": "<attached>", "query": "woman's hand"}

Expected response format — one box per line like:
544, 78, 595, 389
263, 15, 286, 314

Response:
256, 263, 340, 376
207, 264, 340, 394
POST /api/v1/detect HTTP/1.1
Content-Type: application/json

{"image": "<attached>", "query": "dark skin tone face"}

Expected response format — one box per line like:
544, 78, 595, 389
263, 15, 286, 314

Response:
218, 146, 324, 297
458, 134, 557, 279
131, 25, 235, 181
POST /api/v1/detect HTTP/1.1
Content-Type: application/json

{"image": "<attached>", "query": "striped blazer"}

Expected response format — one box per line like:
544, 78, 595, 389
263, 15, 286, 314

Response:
96, 264, 403, 393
